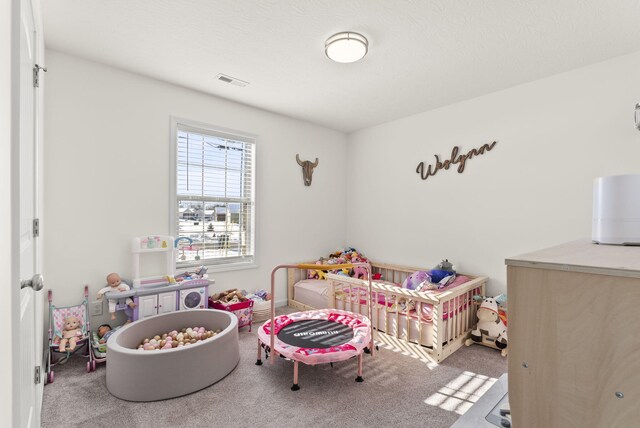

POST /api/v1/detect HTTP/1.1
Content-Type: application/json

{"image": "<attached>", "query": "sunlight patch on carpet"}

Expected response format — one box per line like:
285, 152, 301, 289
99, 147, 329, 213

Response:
374, 333, 439, 369
424, 371, 497, 415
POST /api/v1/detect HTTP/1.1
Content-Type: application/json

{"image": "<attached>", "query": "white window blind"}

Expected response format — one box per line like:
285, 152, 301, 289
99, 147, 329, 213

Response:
172, 120, 256, 270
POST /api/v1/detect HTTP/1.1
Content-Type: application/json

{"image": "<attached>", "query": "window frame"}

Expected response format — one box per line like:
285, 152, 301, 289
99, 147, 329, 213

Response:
169, 116, 257, 272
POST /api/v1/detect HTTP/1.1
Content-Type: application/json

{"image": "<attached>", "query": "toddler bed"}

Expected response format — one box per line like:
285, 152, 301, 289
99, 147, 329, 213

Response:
286, 262, 487, 363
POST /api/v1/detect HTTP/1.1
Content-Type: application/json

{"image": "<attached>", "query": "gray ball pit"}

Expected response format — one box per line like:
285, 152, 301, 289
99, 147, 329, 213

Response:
106, 309, 239, 401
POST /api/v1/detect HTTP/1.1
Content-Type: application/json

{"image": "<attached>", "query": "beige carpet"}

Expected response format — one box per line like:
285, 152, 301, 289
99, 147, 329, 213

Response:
41, 318, 506, 428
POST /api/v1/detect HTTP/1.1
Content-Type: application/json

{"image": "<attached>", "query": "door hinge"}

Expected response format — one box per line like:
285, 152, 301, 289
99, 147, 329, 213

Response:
33, 218, 39, 237
34, 366, 41, 384
33, 64, 47, 88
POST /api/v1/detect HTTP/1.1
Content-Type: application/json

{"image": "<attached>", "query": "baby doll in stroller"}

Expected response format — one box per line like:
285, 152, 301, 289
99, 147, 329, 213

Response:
46, 286, 97, 381
57, 316, 83, 352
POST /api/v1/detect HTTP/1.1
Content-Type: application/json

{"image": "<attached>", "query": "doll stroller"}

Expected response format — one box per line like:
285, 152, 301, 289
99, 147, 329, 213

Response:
45, 285, 95, 383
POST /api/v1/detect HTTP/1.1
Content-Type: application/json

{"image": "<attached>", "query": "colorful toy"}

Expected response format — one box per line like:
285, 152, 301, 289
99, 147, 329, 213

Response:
46, 285, 96, 382
257, 261, 375, 391
401, 267, 456, 291
136, 326, 220, 351
209, 295, 255, 331
465, 294, 508, 357
131, 235, 176, 288
307, 248, 372, 280
57, 316, 83, 353
429, 269, 456, 286
106, 310, 240, 401
254, 289, 271, 301
174, 265, 209, 282
90, 323, 116, 364
402, 270, 431, 290
436, 259, 455, 271
97, 324, 114, 344
352, 265, 368, 279
211, 288, 248, 304
308, 257, 329, 280
97, 273, 136, 320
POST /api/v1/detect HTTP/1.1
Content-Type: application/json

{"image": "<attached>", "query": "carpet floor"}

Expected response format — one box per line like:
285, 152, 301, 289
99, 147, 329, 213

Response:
41, 316, 506, 428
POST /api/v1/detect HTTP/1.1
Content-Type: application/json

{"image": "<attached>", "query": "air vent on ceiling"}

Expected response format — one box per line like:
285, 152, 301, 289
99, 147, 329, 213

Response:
216, 73, 249, 87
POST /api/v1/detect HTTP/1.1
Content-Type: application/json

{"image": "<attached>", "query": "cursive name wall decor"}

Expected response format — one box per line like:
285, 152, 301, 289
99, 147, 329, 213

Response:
416, 141, 497, 181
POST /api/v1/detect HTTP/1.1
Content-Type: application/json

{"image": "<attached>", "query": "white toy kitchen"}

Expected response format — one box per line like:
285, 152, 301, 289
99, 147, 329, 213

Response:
105, 235, 213, 321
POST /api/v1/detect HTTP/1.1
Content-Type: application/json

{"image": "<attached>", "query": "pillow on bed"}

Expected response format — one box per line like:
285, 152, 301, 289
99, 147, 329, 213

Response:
403, 269, 457, 291
402, 271, 431, 290
418, 275, 470, 294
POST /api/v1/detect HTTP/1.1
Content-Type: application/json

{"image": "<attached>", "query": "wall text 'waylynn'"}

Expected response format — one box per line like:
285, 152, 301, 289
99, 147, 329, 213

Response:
416, 141, 497, 181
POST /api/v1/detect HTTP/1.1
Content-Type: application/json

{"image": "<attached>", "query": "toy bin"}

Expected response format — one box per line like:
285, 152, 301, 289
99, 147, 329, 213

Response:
251, 300, 271, 323
208, 298, 254, 331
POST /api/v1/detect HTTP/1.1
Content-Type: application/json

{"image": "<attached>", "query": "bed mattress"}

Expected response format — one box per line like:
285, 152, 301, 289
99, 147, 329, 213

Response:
293, 279, 329, 309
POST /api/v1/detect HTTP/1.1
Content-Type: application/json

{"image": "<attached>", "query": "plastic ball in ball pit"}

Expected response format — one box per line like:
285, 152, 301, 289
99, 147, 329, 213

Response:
136, 326, 222, 351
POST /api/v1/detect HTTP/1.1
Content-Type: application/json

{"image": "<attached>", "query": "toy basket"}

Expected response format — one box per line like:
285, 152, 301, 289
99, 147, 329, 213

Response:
251, 300, 271, 323
208, 298, 254, 331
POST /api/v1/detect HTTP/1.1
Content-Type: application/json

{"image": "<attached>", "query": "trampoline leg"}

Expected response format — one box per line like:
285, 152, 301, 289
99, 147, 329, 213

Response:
291, 361, 300, 391
355, 353, 364, 383
256, 339, 263, 365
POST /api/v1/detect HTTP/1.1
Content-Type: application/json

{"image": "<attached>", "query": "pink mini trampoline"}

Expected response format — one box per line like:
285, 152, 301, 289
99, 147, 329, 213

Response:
256, 263, 375, 391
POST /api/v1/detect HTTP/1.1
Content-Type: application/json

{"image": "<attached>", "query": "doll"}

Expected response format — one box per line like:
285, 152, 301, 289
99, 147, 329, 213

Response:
97, 324, 114, 344
58, 316, 83, 352
97, 273, 137, 320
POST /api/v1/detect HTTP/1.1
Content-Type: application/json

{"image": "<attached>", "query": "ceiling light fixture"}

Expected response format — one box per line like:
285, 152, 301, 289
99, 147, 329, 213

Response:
325, 32, 368, 63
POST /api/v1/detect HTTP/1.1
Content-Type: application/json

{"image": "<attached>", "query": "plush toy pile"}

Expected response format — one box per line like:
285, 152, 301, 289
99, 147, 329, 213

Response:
308, 247, 371, 280
137, 327, 221, 351
210, 288, 249, 305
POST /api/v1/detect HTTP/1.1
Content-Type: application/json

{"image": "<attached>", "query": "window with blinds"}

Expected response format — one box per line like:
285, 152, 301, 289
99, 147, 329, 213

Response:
171, 119, 256, 270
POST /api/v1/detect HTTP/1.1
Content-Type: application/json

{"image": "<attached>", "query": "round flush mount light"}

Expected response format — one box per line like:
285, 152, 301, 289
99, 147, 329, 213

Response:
325, 32, 368, 63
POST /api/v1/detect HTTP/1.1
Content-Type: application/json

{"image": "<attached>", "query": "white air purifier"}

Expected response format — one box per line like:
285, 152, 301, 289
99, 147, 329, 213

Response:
592, 174, 640, 245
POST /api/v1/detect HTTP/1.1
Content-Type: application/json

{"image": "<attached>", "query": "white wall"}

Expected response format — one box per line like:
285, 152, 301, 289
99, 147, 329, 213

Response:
44, 50, 347, 323
44, 48, 640, 306
347, 51, 640, 295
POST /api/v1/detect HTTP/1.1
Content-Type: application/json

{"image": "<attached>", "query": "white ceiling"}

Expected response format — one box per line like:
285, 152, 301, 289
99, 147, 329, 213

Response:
42, 0, 640, 133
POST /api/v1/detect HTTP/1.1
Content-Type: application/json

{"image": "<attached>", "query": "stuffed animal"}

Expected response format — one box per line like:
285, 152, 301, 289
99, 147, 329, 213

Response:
58, 316, 83, 352
429, 269, 456, 287
351, 265, 368, 279
211, 288, 248, 304
436, 259, 455, 272
465, 294, 508, 357
396, 297, 415, 313
195, 266, 208, 278
308, 257, 329, 280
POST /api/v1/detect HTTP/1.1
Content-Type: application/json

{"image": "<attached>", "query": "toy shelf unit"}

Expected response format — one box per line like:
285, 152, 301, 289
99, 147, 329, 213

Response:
131, 235, 176, 289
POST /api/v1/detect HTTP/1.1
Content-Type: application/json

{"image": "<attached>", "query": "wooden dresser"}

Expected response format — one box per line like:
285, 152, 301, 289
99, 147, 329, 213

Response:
505, 240, 640, 428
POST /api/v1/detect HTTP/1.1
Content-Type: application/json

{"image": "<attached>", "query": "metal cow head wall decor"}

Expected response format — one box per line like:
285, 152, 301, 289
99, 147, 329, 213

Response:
296, 154, 319, 186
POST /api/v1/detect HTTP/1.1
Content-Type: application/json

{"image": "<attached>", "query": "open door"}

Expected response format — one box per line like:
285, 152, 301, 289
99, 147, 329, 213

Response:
17, 0, 44, 426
